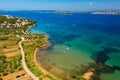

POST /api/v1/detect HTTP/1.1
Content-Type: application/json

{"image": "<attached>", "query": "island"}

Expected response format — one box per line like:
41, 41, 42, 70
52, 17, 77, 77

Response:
91, 11, 120, 15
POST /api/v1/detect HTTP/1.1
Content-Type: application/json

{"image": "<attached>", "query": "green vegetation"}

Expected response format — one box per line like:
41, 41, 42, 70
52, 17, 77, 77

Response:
0, 34, 20, 49
0, 15, 59, 80
22, 34, 51, 79
0, 15, 36, 50
0, 16, 16, 24
0, 15, 36, 79
71, 76, 87, 80
23, 39, 44, 76
0, 15, 36, 35
0, 55, 22, 76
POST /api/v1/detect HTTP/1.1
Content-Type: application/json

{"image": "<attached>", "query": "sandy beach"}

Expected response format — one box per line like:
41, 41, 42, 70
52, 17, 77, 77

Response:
33, 41, 60, 80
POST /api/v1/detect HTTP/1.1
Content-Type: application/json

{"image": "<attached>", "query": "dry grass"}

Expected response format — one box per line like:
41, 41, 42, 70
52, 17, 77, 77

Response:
5, 51, 20, 58
3, 47, 19, 53
2, 70, 26, 80
23, 41, 34, 46
43, 77, 51, 80
19, 76, 32, 80
0, 46, 20, 59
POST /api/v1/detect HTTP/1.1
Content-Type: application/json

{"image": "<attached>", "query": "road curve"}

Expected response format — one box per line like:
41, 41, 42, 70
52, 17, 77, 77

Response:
19, 37, 39, 80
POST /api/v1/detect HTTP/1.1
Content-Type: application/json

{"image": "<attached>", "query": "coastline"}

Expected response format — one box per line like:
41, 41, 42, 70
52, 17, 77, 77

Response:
34, 43, 50, 74
0, 15, 40, 80
27, 24, 60, 79
27, 22, 48, 74
34, 40, 60, 79
29, 25, 94, 80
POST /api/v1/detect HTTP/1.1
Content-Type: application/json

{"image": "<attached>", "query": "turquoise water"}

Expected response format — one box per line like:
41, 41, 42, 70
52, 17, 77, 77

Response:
0, 11, 120, 80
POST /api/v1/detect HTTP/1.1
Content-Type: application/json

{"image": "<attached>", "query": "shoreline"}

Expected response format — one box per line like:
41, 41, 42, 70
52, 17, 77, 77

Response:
27, 23, 50, 74
0, 15, 59, 80
34, 43, 50, 74
27, 18, 92, 80
33, 40, 60, 79
0, 15, 40, 80
27, 22, 61, 79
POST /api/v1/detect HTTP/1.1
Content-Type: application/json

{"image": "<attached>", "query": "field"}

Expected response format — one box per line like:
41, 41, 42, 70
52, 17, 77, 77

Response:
0, 34, 23, 80
0, 16, 36, 80
2, 70, 32, 80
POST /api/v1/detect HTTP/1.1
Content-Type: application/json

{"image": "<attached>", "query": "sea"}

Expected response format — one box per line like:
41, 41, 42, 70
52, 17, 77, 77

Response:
0, 11, 120, 80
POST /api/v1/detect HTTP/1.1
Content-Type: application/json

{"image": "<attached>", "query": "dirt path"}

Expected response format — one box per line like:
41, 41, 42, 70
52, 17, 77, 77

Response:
19, 37, 39, 80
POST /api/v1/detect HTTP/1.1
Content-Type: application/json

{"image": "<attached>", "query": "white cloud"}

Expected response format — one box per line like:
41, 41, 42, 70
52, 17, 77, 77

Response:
89, 2, 93, 5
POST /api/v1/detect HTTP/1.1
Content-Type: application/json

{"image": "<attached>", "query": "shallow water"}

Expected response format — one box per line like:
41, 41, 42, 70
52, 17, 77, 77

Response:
0, 11, 120, 80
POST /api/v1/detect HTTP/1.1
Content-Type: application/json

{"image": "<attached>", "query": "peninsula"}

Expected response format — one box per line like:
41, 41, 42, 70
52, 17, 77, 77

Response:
0, 15, 57, 80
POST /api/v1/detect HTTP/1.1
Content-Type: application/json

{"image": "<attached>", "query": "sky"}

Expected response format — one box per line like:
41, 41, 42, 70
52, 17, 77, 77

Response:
0, 0, 120, 11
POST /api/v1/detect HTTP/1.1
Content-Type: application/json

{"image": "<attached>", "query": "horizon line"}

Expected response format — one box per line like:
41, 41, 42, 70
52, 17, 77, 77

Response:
0, 9, 120, 12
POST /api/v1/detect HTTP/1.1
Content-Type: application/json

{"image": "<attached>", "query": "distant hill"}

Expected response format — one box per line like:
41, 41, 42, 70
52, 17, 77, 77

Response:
91, 11, 120, 15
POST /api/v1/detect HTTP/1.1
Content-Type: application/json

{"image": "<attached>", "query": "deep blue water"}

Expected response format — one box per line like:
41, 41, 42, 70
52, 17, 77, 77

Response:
0, 11, 120, 80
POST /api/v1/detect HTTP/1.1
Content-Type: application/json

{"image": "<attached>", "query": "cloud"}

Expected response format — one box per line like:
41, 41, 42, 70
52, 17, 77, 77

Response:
89, 2, 93, 5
